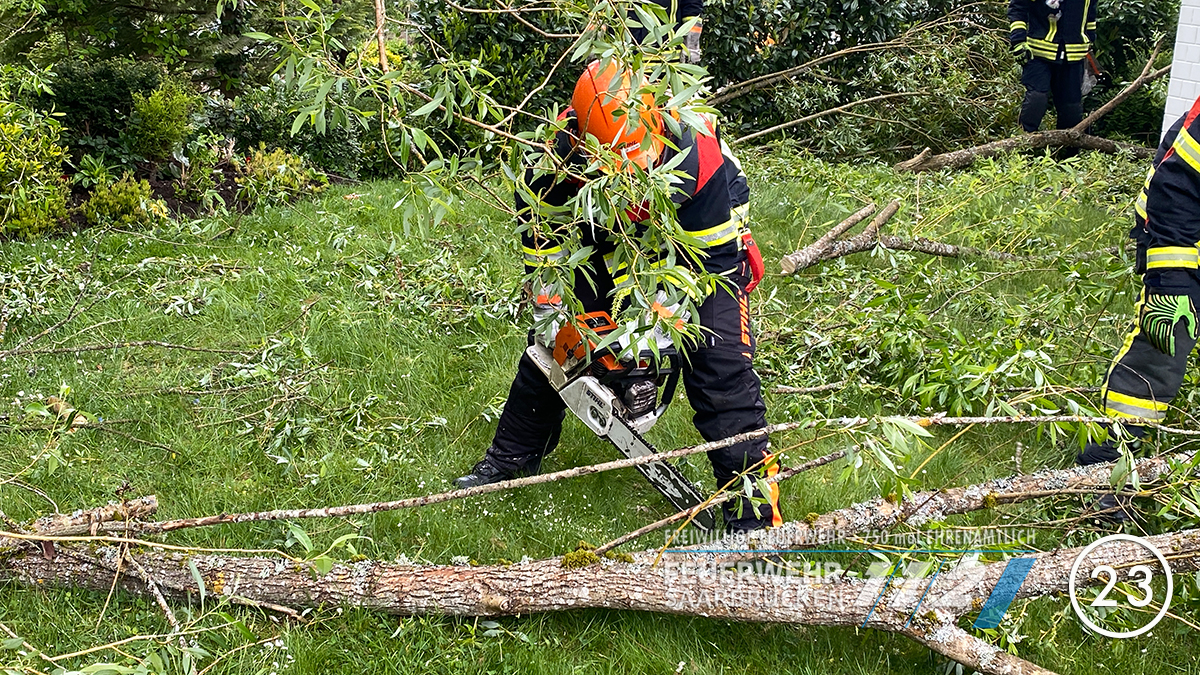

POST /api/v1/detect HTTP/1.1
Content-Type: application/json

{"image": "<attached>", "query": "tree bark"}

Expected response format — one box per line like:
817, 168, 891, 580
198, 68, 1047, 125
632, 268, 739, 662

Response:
7, 525, 1199, 675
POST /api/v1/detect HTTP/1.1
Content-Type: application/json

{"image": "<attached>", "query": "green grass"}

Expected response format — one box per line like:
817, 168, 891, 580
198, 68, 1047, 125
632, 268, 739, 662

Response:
2, 148, 1199, 674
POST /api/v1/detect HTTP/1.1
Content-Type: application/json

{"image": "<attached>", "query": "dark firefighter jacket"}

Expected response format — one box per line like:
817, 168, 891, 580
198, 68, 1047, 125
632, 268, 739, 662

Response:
1131, 97, 1200, 274
516, 110, 749, 292
1008, 0, 1097, 62
630, 0, 703, 45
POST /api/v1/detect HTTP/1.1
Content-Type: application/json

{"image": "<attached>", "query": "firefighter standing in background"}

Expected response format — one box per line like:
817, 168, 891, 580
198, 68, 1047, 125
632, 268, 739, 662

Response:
1008, 0, 1097, 132
1077, 95, 1200, 518
453, 61, 779, 533
630, 0, 704, 63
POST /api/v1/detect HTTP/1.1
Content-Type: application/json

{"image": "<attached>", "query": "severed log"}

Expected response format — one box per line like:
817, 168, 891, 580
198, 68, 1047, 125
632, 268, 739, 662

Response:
895, 129, 1153, 173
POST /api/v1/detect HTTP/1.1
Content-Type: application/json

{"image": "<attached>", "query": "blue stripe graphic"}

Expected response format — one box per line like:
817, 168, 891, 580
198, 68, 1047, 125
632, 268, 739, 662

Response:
972, 558, 1036, 629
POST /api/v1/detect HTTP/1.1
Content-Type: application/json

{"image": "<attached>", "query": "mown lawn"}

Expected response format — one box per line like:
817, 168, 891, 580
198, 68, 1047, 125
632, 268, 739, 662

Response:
2, 148, 1198, 674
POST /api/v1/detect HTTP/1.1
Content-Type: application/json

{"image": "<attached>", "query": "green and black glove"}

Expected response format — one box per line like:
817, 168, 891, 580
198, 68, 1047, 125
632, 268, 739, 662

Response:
1012, 42, 1032, 66
1140, 272, 1200, 357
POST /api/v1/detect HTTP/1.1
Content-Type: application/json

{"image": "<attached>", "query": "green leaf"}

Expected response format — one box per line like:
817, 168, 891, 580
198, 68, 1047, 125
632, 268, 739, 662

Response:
188, 559, 207, 605
311, 555, 334, 575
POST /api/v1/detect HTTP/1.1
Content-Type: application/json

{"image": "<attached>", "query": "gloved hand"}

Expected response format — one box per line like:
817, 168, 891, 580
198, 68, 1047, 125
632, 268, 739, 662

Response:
1012, 42, 1032, 66
618, 291, 689, 357
683, 19, 702, 64
1140, 271, 1200, 357
532, 288, 565, 348
742, 232, 765, 293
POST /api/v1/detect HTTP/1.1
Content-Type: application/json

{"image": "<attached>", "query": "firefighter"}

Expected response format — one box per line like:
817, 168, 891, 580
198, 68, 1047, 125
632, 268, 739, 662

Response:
1077, 95, 1200, 518
453, 61, 780, 533
1008, 0, 1097, 132
629, 0, 703, 63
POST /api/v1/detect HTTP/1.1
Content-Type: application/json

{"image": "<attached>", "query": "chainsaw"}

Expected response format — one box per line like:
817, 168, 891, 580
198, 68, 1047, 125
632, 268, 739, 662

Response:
525, 310, 717, 531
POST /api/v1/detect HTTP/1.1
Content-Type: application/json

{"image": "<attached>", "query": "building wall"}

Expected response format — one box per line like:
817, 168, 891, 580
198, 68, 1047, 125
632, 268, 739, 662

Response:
1165, 0, 1200, 131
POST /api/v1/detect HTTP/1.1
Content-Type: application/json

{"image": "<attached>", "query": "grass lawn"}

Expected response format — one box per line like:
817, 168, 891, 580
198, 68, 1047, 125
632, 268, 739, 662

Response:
1, 148, 1197, 674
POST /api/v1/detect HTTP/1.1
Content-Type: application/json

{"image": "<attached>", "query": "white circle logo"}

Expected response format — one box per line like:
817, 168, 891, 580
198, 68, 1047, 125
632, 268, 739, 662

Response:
1068, 533, 1173, 639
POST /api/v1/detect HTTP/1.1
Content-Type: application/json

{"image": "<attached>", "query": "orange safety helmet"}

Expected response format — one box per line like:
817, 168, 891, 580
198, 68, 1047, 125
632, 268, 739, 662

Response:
571, 60, 665, 171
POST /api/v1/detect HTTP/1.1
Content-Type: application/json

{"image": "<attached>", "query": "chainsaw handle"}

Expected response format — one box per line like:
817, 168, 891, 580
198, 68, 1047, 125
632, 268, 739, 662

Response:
653, 360, 681, 419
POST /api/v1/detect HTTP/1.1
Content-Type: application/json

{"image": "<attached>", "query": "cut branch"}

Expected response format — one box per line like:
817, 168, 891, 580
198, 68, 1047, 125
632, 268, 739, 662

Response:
895, 130, 1153, 173
1075, 41, 1170, 133
780, 203, 876, 274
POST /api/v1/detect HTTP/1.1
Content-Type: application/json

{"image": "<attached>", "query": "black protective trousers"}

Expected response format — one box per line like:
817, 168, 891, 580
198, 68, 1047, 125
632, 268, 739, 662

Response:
1020, 57, 1085, 133
485, 255, 779, 532
1078, 276, 1200, 466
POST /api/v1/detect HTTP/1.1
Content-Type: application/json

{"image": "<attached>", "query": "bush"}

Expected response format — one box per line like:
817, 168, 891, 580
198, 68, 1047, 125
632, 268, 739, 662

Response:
175, 132, 230, 212
39, 58, 163, 141
235, 145, 327, 208
0, 100, 68, 236
211, 78, 364, 177
82, 173, 170, 227
127, 80, 197, 161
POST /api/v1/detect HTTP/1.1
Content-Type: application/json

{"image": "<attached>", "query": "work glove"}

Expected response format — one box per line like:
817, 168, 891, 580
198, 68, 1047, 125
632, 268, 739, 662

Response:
1012, 42, 1032, 67
617, 290, 688, 358
683, 19, 702, 64
1139, 271, 1200, 357
532, 288, 565, 349
741, 232, 765, 293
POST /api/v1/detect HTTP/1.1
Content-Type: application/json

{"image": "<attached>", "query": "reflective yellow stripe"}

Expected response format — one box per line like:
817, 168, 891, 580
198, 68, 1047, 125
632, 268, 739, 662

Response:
1027, 38, 1058, 59
689, 219, 740, 247
1046, 18, 1057, 43
1010, 20, 1027, 31
1081, 0, 1093, 40
1104, 390, 1169, 420
1145, 246, 1199, 269
523, 245, 566, 264
1173, 126, 1200, 174
1136, 167, 1154, 220
1086, 21, 1097, 30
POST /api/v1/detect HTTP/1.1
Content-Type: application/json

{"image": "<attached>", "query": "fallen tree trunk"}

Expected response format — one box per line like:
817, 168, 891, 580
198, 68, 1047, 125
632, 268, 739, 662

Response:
894, 47, 1168, 174
4, 448, 1198, 675
895, 130, 1153, 173
8, 522, 1200, 675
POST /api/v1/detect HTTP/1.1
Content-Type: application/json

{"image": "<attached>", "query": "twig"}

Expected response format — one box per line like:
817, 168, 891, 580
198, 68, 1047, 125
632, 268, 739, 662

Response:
125, 553, 182, 638
771, 382, 846, 395
119, 413, 1199, 535
14, 341, 250, 356
895, 130, 1153, 173
733, 92, 922, 145
595, 450, 847, 554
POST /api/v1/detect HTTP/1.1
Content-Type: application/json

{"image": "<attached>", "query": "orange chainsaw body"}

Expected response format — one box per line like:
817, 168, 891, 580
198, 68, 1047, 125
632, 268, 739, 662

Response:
553, 311, 620, 374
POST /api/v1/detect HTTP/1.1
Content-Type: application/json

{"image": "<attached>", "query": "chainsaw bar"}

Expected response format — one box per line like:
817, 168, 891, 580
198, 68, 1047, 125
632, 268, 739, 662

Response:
526, 345, 717, 531
604, 413, 718, 531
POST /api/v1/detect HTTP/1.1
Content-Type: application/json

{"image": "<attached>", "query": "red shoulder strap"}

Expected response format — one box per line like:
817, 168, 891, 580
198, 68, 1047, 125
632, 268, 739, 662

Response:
693, 121, 722, 193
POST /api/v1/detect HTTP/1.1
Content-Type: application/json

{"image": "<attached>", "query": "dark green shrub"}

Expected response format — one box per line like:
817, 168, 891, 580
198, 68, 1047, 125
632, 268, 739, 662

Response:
127, 80, 197, 161
211, 78, 363, 177
39, 58, 163, 141
82, 173, 169, 226
0, 100, 68, 236
235, 144, 328, 208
